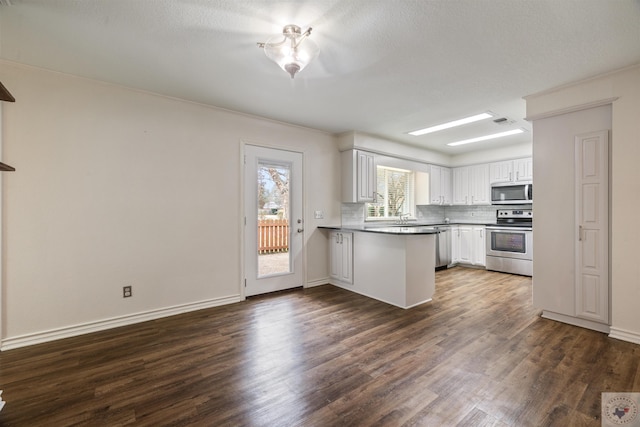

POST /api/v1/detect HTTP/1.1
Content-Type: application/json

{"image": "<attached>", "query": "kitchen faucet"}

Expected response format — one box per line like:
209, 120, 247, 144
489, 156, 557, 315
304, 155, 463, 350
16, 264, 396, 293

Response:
396, 213, 410, 225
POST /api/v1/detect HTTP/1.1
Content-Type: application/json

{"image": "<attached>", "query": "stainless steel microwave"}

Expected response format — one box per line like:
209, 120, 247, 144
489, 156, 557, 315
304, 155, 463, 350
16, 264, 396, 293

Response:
491, 182, 532, 205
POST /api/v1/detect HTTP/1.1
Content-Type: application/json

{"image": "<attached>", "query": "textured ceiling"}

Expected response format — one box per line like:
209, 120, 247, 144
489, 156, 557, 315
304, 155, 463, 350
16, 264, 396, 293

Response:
1, 0, 639, 155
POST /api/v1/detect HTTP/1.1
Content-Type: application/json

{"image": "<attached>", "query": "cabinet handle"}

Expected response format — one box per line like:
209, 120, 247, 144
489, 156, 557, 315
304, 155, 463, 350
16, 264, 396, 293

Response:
509, 172, 513, 181
516, 171, 520, 180
578, 226, 583, 241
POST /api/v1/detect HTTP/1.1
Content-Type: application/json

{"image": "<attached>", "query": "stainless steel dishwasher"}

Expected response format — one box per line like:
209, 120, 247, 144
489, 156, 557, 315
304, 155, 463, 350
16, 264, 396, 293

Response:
434, 226, 451, 270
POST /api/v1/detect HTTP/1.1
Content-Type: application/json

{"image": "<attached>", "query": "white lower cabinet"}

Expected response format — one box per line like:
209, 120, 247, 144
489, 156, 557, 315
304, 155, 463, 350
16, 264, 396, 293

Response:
451, 225, 485, 267
451, 226, 459, 263
330, 231, 353, 284
458, 226, 473, 264
472, 226, 486, 266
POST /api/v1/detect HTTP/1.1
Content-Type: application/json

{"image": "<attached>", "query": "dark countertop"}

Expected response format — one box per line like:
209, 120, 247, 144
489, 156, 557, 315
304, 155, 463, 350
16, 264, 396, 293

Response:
318, 221, 494, 235
318, 225, 440, 235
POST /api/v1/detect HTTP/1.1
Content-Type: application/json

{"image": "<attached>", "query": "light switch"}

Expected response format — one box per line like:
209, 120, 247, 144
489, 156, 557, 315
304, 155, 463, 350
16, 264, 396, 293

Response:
314, 210, 324, 219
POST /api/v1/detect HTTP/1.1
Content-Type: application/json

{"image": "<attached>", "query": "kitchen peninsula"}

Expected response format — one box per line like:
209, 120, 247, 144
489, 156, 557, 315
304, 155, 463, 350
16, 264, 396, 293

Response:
319, 226, 438, 309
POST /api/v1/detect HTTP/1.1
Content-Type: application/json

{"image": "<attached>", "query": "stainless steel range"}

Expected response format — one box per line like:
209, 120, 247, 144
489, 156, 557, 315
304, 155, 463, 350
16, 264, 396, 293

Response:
486, 209, 532, 276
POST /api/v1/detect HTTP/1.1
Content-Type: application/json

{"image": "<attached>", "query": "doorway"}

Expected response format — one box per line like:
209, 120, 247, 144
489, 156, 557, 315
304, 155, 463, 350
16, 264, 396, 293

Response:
244, 145, 304, 296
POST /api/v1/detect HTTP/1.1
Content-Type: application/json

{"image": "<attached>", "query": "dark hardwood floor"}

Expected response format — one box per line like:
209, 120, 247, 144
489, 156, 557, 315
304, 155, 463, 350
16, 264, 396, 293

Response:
1, 267, 639, 426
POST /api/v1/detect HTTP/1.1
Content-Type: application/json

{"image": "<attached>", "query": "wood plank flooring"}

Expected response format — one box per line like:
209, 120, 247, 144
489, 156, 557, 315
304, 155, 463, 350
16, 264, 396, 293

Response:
1, 267, 639, 426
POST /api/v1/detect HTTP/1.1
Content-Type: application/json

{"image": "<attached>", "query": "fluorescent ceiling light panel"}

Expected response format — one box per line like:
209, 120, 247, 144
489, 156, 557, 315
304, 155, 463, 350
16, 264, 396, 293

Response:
447, 129, 525, 146
408, 112, 493, 136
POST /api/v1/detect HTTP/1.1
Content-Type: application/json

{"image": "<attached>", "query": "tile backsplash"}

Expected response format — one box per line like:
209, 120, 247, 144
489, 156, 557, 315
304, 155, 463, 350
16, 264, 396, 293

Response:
442, 205, 499, 223
417, 204, 533, 223
415, 205, 446, 222
343, 203, 531, 225
341, 203, 365, 226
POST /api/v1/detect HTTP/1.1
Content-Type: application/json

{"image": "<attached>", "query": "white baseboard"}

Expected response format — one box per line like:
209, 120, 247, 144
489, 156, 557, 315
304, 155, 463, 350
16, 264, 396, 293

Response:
329, 281, 431, 310
609, 327, 640, 345
305, 278, 330, 288
1, 294, 243, 351
541, 310, 610, 334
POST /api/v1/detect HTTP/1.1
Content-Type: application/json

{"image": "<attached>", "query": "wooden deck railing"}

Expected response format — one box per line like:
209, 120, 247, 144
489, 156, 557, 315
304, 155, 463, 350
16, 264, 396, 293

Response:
258, 219, 289, 254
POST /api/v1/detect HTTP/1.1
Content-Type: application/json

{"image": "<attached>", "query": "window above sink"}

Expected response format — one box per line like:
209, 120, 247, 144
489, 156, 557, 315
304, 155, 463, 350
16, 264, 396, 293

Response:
366, 165, 414, 221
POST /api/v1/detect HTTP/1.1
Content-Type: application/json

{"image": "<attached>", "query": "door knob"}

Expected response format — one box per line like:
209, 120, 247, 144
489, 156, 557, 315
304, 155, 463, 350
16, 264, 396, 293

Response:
297, 228, 304, 233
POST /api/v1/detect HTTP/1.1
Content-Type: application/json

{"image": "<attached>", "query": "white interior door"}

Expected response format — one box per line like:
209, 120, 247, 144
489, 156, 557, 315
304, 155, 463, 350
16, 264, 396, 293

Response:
244, 145, 303, 296
575, 130, 609, 323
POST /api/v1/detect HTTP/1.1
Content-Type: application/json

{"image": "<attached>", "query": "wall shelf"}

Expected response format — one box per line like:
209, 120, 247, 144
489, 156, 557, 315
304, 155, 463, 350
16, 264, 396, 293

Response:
0, 81, 16, 171
0, 162, 15, 172
0, 82, 15, 103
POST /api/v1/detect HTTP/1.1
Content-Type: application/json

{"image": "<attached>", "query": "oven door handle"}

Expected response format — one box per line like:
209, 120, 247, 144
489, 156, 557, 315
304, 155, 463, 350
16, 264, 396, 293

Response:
486, 226, 533, 232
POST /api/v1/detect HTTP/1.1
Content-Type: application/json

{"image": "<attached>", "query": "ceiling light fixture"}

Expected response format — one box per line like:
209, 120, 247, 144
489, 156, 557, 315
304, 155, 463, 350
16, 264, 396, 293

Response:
257, 25, 319, 79
408, 112, 493, 136
447, 128, 525, 147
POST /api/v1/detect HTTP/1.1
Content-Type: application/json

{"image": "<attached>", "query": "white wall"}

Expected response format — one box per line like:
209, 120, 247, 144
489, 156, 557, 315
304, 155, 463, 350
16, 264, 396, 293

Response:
0, 61, 339, 347
525, 64, 640, 343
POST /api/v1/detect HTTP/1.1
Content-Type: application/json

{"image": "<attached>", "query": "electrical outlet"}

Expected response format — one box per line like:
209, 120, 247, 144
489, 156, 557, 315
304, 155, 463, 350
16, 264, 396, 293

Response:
314, 210, 324, 219
123, 286, 132, 298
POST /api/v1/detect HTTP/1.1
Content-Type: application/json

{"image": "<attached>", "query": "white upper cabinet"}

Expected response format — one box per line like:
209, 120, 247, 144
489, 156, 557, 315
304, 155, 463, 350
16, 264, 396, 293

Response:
341, 150, 376, 203
442, 167, 452, 205
452, 164, 490, 205
452, 167, 470, 205
490, 158, 533, 183
470, 164, 490, 205
489, 160, 513, 183
429, 165, 451, 205
514, 158, 533, 182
